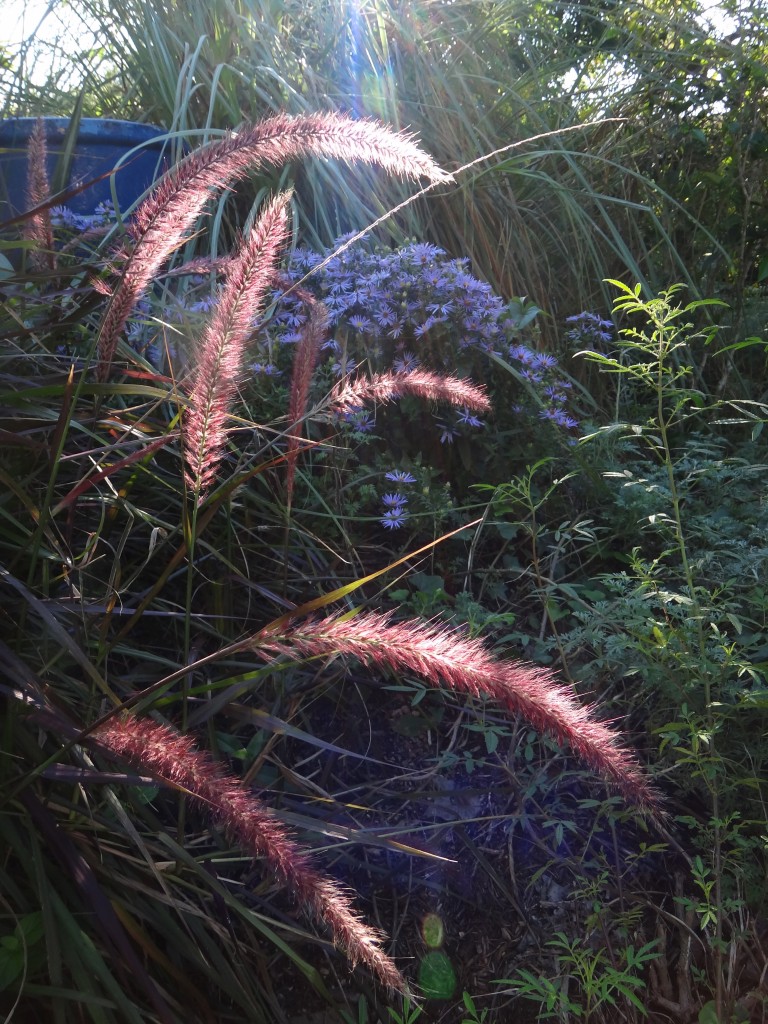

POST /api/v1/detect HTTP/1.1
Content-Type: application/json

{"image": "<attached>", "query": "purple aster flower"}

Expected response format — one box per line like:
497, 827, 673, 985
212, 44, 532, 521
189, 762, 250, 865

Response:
422, 268, 446, 287
375, 307, 398, 327
381, 492, 407, 508
126, 299, 153, 344
393, 350, 419, 373
346, 412, 375, 432
332, 357, 358, 377
380, 507, 409, 529
410, 242, 443, 264
540, 408, 578, 429
554, 410, 579, 429
293, 248, 322, 270
439, 424, 458, 444
189, 296, 216, 314
427, 301, 455, 317
285, 311, 307, 328
531, 352, 558, 370
565, 311, 613, 340
458, 407, 483, 427
348, 314, 374, 332
510, 344, 535, 364
453, 271, 476, 290
94, 199, 115, 216
49, 205, 81, 230
520, 369, 544, 384
385, 470, 416, 484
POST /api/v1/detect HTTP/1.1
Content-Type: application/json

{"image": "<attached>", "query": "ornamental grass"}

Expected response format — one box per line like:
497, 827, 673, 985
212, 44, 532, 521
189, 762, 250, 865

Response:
0, 109, 658, 1019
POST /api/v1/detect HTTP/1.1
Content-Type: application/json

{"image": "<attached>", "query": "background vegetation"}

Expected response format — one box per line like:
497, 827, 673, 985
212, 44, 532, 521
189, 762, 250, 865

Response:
1, 1, 767, 1022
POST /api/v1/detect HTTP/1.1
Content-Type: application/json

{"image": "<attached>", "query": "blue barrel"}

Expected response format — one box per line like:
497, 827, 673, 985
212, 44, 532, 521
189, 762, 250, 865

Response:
0, 118, 169, 219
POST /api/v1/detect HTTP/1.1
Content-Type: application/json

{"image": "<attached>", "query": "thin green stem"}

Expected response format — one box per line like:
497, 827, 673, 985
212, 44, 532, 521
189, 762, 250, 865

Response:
647, 297, 724, 1018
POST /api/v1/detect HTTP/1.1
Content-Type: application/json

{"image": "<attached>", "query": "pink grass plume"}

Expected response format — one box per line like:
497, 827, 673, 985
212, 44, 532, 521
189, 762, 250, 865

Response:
252, 611, 661, 813
93, 715, 407, 992
330, 369, 490, 415
96, 112, 451, 381
25, 118, 56, 273
184, 192, 292, 499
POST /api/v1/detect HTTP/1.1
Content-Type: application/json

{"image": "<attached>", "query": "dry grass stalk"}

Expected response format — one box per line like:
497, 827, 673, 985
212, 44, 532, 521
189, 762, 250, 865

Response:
94, 715, 407, 992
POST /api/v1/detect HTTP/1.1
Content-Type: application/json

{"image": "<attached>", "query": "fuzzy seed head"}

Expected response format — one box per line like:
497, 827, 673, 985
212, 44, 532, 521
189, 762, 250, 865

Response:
94, 715, 407, 992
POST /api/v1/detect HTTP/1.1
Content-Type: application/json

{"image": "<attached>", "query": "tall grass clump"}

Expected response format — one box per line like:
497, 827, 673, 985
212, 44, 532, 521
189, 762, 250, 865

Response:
0, 111, 660, 1020
20, 0, 761, 326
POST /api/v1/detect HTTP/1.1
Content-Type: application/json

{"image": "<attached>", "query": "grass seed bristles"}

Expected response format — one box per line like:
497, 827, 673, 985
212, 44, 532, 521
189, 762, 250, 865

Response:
93, 715, 407, 993
252, 611, 661, 813
25, 118, 56, 274
96, 112, 451, 381
285, 293, 328, 508
329, 370, 490, 415
184, 192, 292, 499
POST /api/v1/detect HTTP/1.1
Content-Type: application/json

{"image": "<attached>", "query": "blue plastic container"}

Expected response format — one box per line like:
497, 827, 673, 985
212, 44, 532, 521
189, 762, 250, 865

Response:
0, 117, 169, 219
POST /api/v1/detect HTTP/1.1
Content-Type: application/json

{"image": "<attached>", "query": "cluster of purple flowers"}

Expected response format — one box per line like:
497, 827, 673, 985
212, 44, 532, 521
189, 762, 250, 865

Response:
49, 200, 116, 234
280, 239, 506, 359
131, 236, 583, 439
257, 237, 580, 438
250, 362, 282, 377
379, 469, 416, 529
565, 311, 614, 351
508, 342, 579, 431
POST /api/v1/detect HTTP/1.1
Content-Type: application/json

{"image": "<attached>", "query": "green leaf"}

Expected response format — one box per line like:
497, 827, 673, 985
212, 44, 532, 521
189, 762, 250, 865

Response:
17, 912, 44, 946
0, 953, 23, 992
391, 714, 430, 737
698, 1001, 721, 1024
485, 729, 499, 754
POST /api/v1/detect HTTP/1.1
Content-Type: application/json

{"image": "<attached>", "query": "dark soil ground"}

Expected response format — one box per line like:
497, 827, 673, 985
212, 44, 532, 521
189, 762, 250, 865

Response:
250, 675, 672, 1024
